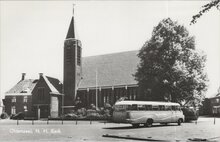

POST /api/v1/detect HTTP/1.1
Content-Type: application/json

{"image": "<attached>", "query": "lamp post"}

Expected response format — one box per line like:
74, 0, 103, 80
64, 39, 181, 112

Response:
95, 68, 98, 108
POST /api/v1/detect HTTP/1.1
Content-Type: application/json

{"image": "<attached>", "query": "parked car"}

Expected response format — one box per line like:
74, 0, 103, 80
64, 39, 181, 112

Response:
11, 112, 25, 120
182, 107, 199, 122
63, 113, 78, 119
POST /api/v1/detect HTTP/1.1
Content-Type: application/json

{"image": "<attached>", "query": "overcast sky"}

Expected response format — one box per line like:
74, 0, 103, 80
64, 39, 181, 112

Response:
0, 1, 220, 100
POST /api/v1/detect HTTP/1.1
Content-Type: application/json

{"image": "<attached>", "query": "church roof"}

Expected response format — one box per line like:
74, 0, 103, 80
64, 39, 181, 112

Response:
79, 50, 140, 89
5, 79, 38, 96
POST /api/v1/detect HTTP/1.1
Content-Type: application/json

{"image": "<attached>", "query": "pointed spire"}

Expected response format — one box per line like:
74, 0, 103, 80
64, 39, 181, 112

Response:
66, 4, 76, 39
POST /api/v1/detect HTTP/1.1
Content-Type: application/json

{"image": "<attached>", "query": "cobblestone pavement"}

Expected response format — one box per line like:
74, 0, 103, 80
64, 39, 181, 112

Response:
0, 117, 219, 142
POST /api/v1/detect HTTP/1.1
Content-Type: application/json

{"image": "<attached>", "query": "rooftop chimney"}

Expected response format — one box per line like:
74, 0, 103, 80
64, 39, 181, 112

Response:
22, 73, 26, 80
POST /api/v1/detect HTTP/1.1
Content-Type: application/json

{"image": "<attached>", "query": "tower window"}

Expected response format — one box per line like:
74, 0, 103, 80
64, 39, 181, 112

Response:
66, 48, 72, 63
77, 46, 81, 65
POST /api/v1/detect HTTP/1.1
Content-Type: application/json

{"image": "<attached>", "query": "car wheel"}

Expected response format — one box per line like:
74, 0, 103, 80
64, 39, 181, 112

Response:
178, 119, 182, 125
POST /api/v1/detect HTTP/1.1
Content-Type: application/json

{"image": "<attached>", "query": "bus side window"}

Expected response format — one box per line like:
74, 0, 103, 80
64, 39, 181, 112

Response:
127, 105, 132, 110
159, 105, 165, 111
152, 105, 159, 111
165, 106, 172, 111
138, 105, 146, 111
131, 104, 138, 110
145, 105, 152, 110
177, 106, 181, 111
171, 106, 177, 111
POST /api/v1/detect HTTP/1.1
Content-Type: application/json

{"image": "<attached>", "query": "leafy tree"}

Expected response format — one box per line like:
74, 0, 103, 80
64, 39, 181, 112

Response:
135, 18, 208, 106
191, 0, 220, 24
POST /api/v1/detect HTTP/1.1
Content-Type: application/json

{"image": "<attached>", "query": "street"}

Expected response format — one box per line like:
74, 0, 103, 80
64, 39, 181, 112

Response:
0, 117, 219, 142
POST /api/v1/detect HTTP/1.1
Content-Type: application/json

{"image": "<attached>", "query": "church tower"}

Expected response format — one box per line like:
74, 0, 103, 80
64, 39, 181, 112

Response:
63, 7, 82, 106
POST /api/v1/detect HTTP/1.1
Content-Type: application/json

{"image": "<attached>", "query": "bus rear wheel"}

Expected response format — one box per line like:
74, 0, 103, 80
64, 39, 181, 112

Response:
145, 119, 153, 127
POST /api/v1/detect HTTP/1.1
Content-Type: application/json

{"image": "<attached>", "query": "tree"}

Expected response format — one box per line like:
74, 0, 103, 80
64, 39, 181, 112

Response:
191, 0, 220, 24
135, 18, 208, 106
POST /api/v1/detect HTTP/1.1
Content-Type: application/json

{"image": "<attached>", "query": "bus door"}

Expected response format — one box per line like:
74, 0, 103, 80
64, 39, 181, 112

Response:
164, 105, 173, 122
113, 105, 128, 123
171, 106, 178, 122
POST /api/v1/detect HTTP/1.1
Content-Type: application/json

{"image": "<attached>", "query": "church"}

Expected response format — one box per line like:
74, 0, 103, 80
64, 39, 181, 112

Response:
63, 9, 140, 109
3, 8, 141, 118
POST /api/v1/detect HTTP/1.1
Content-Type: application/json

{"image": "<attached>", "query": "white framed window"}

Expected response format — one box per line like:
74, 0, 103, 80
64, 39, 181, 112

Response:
24, 106, 28, 111
12, 97, 16, 103
11, 106, 16, 114
216, 98, 219, 103
23, 96, 28, 103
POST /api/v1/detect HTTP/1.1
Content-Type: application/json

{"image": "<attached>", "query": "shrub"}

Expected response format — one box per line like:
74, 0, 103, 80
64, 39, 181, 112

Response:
0, 112, 9, 119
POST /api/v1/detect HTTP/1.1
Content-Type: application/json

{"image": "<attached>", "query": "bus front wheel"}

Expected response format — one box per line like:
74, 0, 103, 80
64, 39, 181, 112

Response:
145, 119, 153, 127
178, 119, 183, 125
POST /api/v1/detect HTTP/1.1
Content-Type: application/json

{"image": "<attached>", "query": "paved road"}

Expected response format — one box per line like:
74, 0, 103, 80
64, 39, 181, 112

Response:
0, 117, 219, 142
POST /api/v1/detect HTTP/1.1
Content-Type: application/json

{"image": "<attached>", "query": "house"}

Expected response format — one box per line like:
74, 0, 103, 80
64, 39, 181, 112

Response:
209, 93, 220, 116
0, 100, 3, 115
3, 73, 63, 119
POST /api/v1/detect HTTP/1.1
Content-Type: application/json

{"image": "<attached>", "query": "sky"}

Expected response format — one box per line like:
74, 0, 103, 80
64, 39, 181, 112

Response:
0, 1, 220, 101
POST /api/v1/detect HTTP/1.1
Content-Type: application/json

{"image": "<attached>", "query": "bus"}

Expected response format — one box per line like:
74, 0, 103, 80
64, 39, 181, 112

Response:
112, 101, 184, 127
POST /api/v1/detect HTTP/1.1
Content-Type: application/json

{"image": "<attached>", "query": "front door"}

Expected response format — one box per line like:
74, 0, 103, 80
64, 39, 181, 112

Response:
37, 107, 40, 119
50, 96, 59, 118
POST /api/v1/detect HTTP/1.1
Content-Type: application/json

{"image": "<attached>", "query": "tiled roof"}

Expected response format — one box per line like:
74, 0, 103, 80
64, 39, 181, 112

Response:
5, 79, 38, 96
5, 76, 63, 96
79, 50, 140, 89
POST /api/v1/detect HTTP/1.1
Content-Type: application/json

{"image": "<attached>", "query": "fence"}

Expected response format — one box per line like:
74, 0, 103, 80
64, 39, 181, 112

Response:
15, 119, 109, 125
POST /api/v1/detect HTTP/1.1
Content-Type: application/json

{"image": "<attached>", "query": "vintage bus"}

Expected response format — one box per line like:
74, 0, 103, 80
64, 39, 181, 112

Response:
112, 101, 184, 127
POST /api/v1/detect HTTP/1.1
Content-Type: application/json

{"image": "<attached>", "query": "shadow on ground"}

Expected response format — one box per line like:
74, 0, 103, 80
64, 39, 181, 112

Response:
103, 123, 178, 130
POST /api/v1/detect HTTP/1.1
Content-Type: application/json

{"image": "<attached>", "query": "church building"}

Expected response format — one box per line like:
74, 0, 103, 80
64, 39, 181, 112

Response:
3, 7, 141, 118
63, 8, 140, 108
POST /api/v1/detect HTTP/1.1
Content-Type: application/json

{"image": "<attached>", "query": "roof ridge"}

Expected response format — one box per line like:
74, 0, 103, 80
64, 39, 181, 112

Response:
83, 50, 138, 58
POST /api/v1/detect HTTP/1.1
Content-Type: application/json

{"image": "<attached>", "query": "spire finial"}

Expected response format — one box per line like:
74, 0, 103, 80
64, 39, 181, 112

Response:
73, 4, 75, 16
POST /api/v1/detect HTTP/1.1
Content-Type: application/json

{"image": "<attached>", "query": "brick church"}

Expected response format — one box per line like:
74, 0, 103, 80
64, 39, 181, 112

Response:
3, 8, 140, 118
63, 11, 140, 109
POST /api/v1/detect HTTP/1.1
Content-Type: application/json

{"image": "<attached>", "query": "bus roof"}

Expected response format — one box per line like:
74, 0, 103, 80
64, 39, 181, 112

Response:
115, 101, 180, 106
